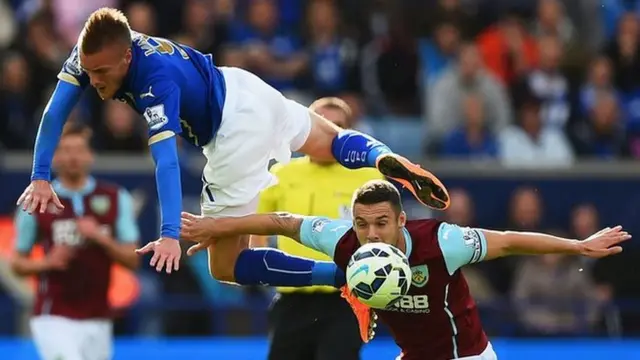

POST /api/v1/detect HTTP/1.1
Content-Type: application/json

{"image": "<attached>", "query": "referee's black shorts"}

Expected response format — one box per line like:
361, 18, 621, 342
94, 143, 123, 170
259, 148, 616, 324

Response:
267, 291, 363, 360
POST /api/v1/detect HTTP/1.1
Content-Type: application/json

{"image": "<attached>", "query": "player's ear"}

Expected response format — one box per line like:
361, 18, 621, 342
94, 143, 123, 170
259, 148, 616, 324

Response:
398, 211, 407, 228
124, 47, 132, 65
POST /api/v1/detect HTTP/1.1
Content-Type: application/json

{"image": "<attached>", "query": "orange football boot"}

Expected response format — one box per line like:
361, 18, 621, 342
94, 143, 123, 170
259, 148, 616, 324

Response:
376, 154, 450, 210
341, 286, 377, 343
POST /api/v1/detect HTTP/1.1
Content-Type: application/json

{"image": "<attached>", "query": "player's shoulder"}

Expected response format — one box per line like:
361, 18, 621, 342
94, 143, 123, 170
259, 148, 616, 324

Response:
93, 180, 126, 196
405, 219, 443, 237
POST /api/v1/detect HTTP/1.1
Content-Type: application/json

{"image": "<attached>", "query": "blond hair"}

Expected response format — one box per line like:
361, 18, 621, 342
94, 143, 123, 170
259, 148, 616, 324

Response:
309, 97, 353, 122
79, 7, 132, 54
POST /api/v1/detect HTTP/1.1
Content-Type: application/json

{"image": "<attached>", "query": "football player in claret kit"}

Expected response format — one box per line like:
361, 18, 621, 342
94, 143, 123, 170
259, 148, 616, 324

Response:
180, 180, 631, 360
17, 7, 450, 291
11, 124, 140, 360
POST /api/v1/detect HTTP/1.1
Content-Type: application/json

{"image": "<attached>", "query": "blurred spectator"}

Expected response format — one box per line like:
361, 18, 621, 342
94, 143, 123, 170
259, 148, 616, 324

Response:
370, 9, 421, 115
0, 52, 34, 149
231, 0, 307, 95
512, 250, 606, 336
509, 187, 544, 231
532, 0, 588, 74
439, 92, 499, 159
604, 12, 640, 93
428, 43, 512, 140
477, 10, 538, 86
498, 94, 574, 168
571, 91, 630, 159
513, 35, 570, 129
418, 0, 479, 39
570, 204, 600, 241
50, 0, 117, 48
305, 0, 360, 97
532, 0, 576, 46
125, 1, 157, 35
420, 20, 461, 87
579, 56, 619, 115
94, 102, 147, 153
171, 0, 230, 59
0, 0, 17, 49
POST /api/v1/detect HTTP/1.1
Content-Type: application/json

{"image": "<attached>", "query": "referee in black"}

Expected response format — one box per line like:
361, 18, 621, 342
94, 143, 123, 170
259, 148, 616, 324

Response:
254, 97, 382, 360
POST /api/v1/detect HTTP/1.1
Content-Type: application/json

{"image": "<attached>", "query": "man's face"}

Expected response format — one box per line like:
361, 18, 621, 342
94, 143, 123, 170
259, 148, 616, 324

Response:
53, 134, 94, 179
80, 43, 131, 100
352, 201, 405, 247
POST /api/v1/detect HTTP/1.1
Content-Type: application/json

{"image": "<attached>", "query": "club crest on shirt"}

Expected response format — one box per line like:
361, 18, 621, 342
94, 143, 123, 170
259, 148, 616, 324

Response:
311, 218, 330, 233
90, 195, 111, 215
410, 265, 429, 287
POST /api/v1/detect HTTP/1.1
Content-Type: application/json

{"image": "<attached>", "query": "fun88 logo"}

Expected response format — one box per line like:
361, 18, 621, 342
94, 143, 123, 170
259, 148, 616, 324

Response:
386, 295, 430, 314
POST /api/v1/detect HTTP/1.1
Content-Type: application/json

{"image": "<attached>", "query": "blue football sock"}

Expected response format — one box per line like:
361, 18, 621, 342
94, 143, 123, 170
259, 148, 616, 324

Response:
233, 248, 345, 288
331, 129, 393, 169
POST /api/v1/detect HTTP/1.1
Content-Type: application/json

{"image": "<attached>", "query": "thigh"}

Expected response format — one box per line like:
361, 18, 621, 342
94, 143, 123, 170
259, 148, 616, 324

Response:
315, 300, 363, 360
267, 295, 315, 360
81, 320, 113, 360
30, 316, 84, 360
206, 234, 250, 282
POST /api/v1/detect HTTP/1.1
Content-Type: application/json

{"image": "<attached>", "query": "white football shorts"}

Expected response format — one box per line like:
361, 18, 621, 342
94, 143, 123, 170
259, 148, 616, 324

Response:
30, 315, 113, 360
200, 66, 312, 216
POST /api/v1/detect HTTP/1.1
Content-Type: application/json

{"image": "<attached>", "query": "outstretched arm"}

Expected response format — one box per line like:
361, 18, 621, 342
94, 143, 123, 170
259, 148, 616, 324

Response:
482, 226, 630, 260
437, 223, 631, 275
181, 212, 351, 258
31, 81, 84, 181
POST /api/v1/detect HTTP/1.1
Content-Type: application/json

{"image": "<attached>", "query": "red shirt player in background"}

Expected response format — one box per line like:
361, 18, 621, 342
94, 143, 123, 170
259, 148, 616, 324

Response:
180, 180, 630, 360
11, 123, 140, 360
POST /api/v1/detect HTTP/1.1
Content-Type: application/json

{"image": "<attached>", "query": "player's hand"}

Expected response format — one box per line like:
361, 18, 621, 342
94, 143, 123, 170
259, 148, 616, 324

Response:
76, 217, 104, 241
45, 245, 74, 271
17, 180, 64, 214
135, 237, 181, 273
181, 212, 217, 256
579, 226, 631, 258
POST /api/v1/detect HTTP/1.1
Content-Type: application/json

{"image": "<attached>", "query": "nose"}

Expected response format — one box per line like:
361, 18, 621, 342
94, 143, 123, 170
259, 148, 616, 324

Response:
367, 227, 380, 241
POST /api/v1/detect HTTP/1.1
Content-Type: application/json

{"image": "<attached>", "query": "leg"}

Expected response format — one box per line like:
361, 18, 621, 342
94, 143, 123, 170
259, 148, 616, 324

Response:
206, 232, 346, 287
30, 316, 84, 360
203, 198, 345, 287
297, 111, 451, 210
267, 294, 315, 360
315, 295, 363, 360
82, 320, 113, 360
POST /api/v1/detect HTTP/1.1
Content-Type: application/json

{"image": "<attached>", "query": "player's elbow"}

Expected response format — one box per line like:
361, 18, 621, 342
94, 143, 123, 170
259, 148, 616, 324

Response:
482, 230, 513, 260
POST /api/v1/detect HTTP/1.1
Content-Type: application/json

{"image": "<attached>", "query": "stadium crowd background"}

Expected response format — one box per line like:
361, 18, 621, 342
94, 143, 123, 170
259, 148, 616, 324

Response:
0, 0, 640, 357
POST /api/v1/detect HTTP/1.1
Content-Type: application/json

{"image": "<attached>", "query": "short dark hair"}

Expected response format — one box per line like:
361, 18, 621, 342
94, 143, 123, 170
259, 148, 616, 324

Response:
352, 180, 403, 214
79, 8, 132, 55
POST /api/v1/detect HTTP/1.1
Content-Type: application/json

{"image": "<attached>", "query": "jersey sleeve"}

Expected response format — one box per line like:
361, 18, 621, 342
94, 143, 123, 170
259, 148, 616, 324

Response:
437, 222, 488, 275
139, 79, 183, 145
57, 45, 90, 88
14, 210, 37, 254
115, 188, 140, 244
299, 217, 351, 258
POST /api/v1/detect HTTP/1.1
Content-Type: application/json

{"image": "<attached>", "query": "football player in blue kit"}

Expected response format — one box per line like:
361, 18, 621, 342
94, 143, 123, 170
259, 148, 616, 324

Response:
16, 8, 450, 290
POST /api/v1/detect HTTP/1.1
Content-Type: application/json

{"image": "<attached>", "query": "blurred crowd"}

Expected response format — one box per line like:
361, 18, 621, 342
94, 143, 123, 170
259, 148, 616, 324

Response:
0, 0, 639, 339
2, 0, 640, 165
